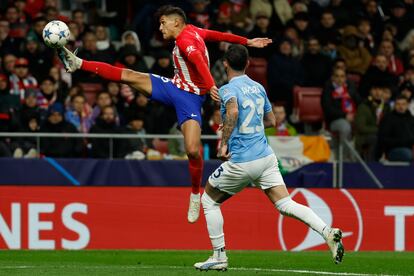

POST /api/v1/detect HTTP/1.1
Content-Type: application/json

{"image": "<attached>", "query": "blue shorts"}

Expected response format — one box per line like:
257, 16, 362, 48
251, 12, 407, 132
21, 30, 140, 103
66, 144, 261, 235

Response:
150, 74, 206, 127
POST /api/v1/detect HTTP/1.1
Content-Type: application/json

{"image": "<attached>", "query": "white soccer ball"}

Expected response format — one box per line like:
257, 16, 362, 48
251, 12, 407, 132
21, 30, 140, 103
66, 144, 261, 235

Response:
42, 20, 70, 48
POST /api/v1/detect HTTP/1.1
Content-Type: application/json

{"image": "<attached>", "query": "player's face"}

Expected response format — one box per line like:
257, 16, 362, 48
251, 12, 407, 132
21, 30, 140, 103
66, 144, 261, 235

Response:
159, 15, 177, 40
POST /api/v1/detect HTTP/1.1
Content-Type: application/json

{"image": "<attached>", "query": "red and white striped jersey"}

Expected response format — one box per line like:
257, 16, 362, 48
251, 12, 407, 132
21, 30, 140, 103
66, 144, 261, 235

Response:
171, 24, 247, 95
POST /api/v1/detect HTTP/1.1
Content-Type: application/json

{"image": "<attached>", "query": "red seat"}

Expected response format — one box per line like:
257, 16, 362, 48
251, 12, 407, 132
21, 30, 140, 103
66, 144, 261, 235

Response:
293, 86, 324, 123
245, 58, 268, 90
78, 83, 103, 105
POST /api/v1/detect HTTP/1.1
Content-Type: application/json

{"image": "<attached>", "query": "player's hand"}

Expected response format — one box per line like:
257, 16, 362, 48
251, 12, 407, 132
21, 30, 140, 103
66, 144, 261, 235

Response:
217, 144, 230, 161
247, 38, 273, 48
210, 85, 220, 102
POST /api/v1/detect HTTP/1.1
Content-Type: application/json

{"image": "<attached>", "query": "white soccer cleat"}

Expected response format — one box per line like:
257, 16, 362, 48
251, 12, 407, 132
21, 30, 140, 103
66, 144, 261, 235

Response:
194, 256, 228, 271
326, 228, 345, 264
187, 193, 201, 223
57, 46, 82, 73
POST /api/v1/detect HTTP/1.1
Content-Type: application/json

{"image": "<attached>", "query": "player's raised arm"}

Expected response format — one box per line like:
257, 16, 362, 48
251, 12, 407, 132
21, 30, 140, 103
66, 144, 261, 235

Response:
177, 38, 220, 101
218, 97, 238, 160
199, 28, 272, 48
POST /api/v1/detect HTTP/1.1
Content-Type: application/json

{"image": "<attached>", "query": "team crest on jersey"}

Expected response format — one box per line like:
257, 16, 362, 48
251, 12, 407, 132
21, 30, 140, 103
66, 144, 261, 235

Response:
186, 45, 196, 55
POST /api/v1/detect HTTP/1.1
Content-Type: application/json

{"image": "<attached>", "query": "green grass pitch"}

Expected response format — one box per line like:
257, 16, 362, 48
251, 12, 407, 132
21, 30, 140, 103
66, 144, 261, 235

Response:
0, 250, 413, 275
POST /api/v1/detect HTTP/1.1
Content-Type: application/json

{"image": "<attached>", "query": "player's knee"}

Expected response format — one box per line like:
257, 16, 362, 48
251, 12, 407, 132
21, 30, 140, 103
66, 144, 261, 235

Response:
201, 192, 220, 213
186, 146, 200, 159
275, 196, 294, 216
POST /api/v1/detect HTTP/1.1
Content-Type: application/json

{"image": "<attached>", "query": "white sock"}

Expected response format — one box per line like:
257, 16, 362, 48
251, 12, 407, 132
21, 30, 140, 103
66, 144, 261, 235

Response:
201, 192, 225, 250
213, 247, 227, 260
275, 196, 329, 239
190, 193, 200, 200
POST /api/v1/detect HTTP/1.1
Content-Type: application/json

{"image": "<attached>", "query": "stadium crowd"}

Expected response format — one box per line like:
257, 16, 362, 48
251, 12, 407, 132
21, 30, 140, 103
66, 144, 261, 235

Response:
1, 0, 414, 161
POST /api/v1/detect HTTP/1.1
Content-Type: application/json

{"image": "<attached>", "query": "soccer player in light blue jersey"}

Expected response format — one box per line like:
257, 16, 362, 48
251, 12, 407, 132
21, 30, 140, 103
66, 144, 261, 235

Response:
194, 45, 344, 271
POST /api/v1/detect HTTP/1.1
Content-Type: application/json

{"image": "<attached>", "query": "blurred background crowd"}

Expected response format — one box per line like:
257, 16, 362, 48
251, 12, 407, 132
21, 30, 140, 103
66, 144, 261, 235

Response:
1, 0, 414, 162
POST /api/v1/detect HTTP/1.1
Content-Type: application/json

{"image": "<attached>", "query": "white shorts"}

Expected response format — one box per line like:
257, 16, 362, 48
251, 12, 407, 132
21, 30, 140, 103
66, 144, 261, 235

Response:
208, 154, 285, 195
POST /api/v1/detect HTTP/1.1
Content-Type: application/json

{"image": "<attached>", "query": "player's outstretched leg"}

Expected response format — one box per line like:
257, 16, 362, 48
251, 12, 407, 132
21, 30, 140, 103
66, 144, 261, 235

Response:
194, 191, 228, 271
265, 186, 344, 264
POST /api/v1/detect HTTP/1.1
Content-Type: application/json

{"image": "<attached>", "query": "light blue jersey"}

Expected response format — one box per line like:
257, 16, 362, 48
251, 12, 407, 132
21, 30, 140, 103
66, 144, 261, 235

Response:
219, 74, 273, 163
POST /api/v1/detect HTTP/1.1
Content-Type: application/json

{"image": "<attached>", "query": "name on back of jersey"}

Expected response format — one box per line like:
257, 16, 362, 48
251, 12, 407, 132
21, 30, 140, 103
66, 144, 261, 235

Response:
241, 85, 260, 95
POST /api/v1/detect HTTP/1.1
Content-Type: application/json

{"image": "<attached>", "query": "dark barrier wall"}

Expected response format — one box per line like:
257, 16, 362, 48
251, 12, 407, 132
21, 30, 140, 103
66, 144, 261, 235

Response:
0, 158, 413, 188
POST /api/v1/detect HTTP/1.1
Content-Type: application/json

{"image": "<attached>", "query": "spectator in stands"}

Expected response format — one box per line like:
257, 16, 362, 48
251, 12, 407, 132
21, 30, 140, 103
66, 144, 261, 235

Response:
0, 20, 22, 56
44, 6, 69, 23
74, 32, 115, 83
39, 102, 82, 158
15, 90, 41, 159
188, 0, 212, 29
23, 36, 53, 81
329, 0, 348, 28
106, 82, 127, 119
283, 26, 304, 58
359, 0, 384, 39
0, 73, 19, 111
71, 9, 90, 39
37, 77, 63, 111
248, 11, 274, 59
288, 11, 312, 40
65, 94, 93, 133
0, 105, 19, 157
89, 105, 124, 158
120, 30, 142, 54
9, 57, 38, 105
378, 40, 404, 76
337, 25, 372, 75
2, 53, 16, 75
27, 16, 48, 44
265, 104, 297, 136
67, 21, 82, 47
315, 9, 340, 46
321, 36, 339, 61
91, 91, 113, 123
359, 54, 399, 99
399, 81, 414, 115
378, 95, 414, 162
357, 18, 375, 54
116, 44, 148, 72
322, 68, 361, 141
49, 66, 69, 101
301, 36, 332, 87
19, 88, 45, 125
94, 24, 117, 57
386, 1, 414, 42
150, 50, 174, 78
355, 85, 390, 161
267, 37, 304, 114
121, 111, 147, 159
220, 0, 252, 32
5, 5, 27, 39
64, 85, 84, 108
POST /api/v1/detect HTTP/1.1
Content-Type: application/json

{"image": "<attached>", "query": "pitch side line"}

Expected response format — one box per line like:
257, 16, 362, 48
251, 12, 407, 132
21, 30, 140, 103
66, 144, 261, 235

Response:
0, 264, 399, 276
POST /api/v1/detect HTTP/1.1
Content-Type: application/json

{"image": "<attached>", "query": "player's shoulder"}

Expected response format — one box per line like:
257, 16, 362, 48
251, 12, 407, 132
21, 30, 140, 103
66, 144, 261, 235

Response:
219, 83, 236, 98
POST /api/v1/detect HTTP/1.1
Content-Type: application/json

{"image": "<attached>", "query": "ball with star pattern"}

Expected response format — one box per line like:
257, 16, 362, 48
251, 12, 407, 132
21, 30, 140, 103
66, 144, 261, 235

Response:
42, 20, 70, 48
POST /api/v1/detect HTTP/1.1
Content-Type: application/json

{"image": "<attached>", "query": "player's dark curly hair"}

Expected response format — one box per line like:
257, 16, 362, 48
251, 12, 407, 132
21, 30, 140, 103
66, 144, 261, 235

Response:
155, 5, 187, 23
223, 44, 249, 71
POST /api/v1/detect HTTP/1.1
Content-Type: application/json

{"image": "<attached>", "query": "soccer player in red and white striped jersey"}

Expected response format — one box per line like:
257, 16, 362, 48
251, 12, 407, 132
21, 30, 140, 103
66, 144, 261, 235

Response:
57, 5, 272, 223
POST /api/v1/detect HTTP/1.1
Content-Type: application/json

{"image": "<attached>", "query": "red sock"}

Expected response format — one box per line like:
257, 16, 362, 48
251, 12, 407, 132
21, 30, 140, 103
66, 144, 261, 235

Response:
189, 155, 203, 194
81, 60, 123, 82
